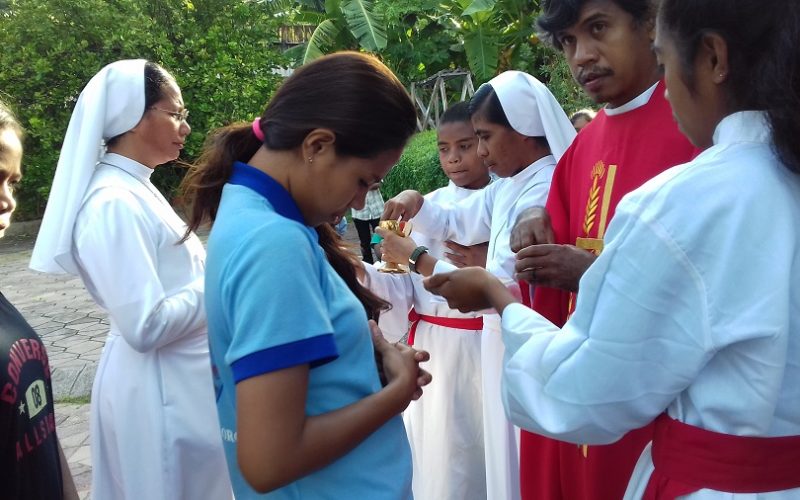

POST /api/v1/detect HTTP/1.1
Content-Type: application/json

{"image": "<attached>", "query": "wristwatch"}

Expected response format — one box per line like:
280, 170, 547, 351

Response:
408, 246, 429, 274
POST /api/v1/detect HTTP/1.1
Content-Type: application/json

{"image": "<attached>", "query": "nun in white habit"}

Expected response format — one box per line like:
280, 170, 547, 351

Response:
380, 71, 575, 500
30, 60, 231, 499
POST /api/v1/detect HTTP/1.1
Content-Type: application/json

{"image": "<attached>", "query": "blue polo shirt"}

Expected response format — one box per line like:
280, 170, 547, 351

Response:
205, 162, 412, 499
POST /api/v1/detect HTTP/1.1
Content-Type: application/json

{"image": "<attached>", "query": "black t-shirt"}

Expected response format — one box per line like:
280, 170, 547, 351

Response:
0, 292, 62, 499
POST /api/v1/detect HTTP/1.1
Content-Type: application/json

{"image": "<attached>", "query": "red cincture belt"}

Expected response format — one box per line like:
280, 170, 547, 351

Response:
407, 308, 483, 345
643, 413, 800, 499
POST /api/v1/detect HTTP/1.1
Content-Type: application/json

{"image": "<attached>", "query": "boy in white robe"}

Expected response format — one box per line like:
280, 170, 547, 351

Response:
363, 102, 491, 500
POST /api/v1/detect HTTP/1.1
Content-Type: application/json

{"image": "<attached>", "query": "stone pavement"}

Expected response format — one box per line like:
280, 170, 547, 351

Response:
56, 402, 92, 499
0, 218, 366, 499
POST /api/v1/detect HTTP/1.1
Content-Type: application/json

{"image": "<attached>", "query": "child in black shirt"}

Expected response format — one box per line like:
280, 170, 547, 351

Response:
0, 101, 77, 499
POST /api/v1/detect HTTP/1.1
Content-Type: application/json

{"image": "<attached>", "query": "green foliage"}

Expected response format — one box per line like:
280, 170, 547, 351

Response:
535, 51, 595, 116
381, 130, 448, 199
0, 0, 286, 219
279, 0, 386, 65
341, 0, 387, 52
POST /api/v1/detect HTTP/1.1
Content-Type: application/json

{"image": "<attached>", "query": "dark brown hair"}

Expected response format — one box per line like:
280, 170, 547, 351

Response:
181, 51, 416, 234
317, 224, 390, 320
181, 52, 413, 319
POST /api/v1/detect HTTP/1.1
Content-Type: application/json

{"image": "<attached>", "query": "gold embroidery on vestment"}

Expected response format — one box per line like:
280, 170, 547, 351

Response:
574, 164, 619, 458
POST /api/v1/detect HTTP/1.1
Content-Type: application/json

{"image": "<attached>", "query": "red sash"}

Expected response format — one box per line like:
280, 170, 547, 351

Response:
644, 413, 800, 499
406, 308, 483, 345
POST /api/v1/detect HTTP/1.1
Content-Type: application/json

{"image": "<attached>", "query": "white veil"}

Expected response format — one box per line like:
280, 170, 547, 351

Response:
30, 59, 147, 275
486, 70, 576, 161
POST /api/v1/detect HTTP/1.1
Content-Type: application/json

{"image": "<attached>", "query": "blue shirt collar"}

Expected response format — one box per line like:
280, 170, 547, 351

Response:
229, 161, 307, 225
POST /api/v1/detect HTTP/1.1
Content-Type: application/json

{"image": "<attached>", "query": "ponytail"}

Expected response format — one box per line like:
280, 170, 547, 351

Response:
180, 122, 262, 241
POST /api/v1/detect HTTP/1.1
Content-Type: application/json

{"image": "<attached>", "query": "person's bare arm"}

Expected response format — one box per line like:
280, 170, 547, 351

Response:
424, 267, 518, 315
236, 325, 430, 493
509, 206, 555, 252
57, 438, 79, 500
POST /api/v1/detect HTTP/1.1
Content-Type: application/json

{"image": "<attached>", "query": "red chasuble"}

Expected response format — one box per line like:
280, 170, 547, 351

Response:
522, 80, 699, 500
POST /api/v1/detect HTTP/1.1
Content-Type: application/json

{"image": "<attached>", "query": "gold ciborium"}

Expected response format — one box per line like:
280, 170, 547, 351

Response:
377, 219, 413, 274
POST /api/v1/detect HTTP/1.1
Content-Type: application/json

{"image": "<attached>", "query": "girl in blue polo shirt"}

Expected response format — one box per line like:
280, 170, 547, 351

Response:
180, 52, 430, 499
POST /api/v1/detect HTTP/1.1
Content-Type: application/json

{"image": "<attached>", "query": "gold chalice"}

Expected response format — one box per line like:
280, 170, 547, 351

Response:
377, 219, 413, 274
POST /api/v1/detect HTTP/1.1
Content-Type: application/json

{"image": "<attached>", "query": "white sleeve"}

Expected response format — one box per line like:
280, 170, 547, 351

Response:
412, 184, 495, 245
74, 190, 205, 352
360, 262, 415, 343
500, 209, 712, 445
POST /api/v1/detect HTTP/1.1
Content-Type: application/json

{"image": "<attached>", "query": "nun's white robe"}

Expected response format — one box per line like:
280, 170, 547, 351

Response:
73, 153, 230, 499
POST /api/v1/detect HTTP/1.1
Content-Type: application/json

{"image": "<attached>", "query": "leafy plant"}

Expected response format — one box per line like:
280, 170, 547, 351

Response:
382, 130, 448, 199
276, 0, 387, 65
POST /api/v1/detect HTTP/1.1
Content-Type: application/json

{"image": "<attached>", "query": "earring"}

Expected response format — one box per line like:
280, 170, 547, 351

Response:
308, 156, 314, 164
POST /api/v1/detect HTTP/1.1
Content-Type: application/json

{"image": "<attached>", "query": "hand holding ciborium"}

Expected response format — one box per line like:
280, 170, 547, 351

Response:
376, 219, 414, 273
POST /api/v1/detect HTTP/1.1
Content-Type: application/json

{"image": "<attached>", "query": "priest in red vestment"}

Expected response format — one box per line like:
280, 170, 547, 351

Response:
510, 1, 699, 499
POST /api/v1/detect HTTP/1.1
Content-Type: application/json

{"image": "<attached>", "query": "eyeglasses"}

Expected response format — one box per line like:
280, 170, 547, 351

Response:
150, 106, 189, 122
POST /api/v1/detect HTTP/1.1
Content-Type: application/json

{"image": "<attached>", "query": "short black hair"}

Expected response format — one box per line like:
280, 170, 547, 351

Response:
538, 0, 655, 50
468, 84, 512, 129
439, 101, 472, 125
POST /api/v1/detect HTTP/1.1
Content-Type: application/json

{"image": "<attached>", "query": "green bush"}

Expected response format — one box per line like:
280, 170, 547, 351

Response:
381, 130, 448, 200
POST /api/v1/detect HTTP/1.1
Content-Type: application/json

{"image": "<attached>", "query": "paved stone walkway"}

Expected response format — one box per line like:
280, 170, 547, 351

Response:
56, 403, 92, 499
0, 218, 365, 499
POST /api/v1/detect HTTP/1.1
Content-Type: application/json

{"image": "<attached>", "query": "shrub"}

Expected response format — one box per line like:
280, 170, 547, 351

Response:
381, 130, 448, 200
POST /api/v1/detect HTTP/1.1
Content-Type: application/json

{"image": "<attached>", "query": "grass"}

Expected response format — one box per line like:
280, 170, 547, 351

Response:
55, 395, 91, 405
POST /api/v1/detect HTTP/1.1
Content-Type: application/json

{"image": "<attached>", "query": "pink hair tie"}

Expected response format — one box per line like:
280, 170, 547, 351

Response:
252, 118, 265, 142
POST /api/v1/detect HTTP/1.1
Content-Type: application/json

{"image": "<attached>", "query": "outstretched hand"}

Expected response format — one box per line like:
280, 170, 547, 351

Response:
382, 190, 424, 221
444, 240, 489, 268
510, 206, 554, 252
423, 267, 517, 314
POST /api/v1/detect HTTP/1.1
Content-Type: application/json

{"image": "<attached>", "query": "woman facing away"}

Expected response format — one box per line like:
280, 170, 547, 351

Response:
425, 0, 800, 498
29, 60, 231, 499
180, 51, 431, 499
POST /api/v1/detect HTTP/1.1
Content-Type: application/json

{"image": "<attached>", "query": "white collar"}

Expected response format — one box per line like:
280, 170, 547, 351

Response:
101, 152, 154, 182
712, 111, 771, 146
604, 81, 659, 116
511, 155, 556, 183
